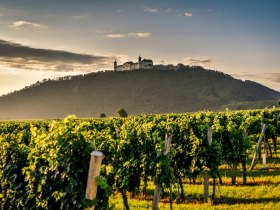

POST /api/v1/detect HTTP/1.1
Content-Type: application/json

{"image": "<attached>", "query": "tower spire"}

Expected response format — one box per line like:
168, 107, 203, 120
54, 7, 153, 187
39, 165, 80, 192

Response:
114, 59, 117, 71
138, 54, 142, 62
138, 54, 142, 69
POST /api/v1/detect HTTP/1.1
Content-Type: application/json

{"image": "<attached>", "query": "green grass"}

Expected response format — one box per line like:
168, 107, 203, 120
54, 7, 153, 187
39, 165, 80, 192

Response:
109, 145, 280, 209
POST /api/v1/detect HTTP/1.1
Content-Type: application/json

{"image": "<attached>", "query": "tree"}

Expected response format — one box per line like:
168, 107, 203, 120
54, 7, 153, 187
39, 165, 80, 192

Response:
116, 108, 128, 117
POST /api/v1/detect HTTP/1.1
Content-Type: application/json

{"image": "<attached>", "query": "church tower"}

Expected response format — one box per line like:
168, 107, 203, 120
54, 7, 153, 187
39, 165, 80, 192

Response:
138, 55, 142, 69
114, 59, 117, 71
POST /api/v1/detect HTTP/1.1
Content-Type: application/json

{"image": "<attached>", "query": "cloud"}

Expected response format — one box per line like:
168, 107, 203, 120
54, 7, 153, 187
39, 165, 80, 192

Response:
264, 73, 280, 83
165, 8, 172, 13
144, 8, 158, 13
231, 72, 280, 83
231, 73, 260, 79
184, 12, 193, 17
129, 33, 151, 38
117, 9, 123, 13
106, 32, 152, 38
106, 34, 127, 38
0, 39, 113, 72
72, 13, 92, 20
188, 58, 211, 63
185, 57, 211, 64
10, 21, 48, 30
183, 57, 212, 67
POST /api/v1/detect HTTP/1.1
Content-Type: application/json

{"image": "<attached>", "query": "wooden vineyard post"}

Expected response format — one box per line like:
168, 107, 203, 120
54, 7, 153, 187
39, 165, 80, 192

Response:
262, 153, 267, 169
249, 123, 266, 170
242, 132, 248, 185
85, 151, 104, 210
152, 186, 162, 210
152, 133, 172, 210
262, 136, 268, 169
204, 127, 212, 202
203, 173, 209, 202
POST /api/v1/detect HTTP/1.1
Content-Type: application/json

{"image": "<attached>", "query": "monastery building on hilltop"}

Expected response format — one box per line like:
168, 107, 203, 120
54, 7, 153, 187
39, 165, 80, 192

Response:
114, 56, 179, 71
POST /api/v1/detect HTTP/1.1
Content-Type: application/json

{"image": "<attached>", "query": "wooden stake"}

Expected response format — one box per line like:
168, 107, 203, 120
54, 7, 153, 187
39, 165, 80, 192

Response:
152, 185, 162, 210
85, 151, 104, 210
262, 153, 267, 169
249, 123, 266, 170
241, 132, 248, 185
164, 133, 172, 155
204, 127, 212, 202
203, 172, 209, 202
152, 133, 172, 210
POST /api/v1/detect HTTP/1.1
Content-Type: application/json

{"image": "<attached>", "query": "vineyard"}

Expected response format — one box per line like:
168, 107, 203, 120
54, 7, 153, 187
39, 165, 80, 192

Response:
1, 108, 280, 209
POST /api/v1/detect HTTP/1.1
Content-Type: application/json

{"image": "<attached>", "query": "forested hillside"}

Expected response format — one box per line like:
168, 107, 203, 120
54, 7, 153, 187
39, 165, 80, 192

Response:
0, 66, 279, 119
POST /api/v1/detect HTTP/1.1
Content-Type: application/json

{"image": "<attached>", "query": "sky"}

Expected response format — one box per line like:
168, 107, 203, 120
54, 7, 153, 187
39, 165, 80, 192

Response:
0, 0, 280, 95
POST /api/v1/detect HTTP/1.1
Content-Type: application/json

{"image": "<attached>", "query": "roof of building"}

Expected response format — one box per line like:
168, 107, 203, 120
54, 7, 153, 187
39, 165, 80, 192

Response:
141, 59, 153, 62
124, 61, 134, 64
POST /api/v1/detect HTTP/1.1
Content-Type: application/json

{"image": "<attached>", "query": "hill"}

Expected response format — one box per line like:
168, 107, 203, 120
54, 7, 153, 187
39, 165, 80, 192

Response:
0, 66, 279, 119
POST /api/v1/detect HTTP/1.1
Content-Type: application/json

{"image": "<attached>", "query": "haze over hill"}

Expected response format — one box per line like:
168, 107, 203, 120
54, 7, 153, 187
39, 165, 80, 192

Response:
0, 66, 279, 120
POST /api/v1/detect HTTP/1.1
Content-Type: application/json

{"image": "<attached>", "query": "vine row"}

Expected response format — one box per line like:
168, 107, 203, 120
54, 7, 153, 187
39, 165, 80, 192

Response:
0, 108, 279, 209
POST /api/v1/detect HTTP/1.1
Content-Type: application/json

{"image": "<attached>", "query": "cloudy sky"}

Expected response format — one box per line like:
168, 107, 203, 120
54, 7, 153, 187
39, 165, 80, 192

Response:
0, 0, 280, 95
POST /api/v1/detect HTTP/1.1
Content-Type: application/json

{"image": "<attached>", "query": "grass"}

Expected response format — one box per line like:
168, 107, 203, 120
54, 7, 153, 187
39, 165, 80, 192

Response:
109, 142, 280, 209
